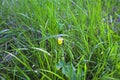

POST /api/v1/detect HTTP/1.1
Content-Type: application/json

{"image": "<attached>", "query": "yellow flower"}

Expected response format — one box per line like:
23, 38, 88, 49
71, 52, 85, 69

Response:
57, 37, 64, 45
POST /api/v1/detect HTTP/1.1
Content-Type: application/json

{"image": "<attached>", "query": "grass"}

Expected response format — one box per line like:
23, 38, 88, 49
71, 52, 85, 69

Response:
0, 0, 120, 80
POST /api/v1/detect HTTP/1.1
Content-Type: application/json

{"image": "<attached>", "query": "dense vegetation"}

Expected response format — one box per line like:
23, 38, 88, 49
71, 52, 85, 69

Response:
0, 0, 120, 80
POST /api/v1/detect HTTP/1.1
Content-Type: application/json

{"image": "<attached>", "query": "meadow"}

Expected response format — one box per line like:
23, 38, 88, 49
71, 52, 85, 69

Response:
0, 0, 120, 80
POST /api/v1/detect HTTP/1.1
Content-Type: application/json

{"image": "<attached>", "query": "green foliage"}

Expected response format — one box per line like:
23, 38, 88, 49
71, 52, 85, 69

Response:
0, 0, 120, 80
56, 59, 76, 80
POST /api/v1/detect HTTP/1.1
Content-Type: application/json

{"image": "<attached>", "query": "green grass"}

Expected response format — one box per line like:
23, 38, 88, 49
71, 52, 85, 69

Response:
0, 0, 120, 80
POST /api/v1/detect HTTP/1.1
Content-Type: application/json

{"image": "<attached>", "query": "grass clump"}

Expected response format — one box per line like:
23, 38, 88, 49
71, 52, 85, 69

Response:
0, 0, 120, 80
